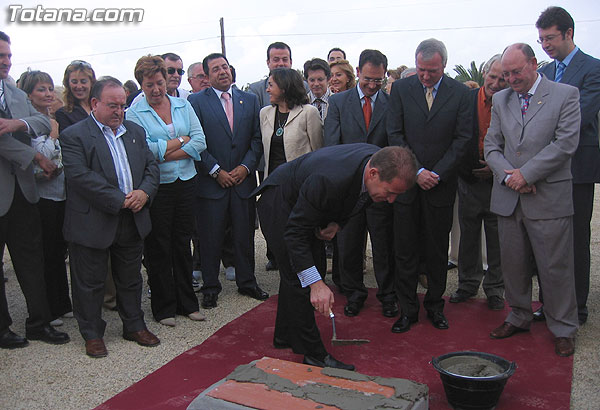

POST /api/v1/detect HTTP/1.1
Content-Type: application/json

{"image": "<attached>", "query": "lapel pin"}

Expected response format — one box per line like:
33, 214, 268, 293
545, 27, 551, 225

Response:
133, 138, 136, 143
240, 100, 243, 104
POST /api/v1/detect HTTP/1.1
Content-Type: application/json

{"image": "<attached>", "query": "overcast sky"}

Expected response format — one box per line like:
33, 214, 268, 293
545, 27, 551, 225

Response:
4, 0, 599, 90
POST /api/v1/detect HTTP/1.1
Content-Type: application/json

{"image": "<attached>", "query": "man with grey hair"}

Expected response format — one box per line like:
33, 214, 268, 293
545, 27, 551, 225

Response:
450, 54, 507, 310
387, 38, 471, 333
484, 43, 580, 357
187, 62, 210, 93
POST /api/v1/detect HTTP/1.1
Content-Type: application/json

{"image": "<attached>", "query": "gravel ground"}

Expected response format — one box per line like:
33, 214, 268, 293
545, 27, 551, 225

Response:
1, 194, 599, 409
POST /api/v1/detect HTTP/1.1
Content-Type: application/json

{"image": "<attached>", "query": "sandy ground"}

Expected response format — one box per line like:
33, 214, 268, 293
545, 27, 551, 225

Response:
1, 193, 599, 409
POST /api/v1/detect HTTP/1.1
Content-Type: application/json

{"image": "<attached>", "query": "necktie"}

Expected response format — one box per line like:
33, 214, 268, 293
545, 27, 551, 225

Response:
520, 93, 532, 116
363, 96, 372, 131
426, 87, 434, 110
0, 85, 6, 111
315, 99, 323, 120
555, 62, 566, 83
222, 91, 234, 132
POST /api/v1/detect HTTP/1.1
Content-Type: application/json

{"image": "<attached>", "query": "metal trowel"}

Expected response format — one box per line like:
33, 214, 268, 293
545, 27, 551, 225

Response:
329, 309, 370, 346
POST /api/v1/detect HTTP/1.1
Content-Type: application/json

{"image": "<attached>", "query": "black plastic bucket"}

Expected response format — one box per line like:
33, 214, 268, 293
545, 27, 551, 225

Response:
432, 351, 516, 410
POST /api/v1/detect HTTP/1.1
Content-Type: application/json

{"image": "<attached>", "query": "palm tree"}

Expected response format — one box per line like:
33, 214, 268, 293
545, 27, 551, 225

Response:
453, 61, 485, 86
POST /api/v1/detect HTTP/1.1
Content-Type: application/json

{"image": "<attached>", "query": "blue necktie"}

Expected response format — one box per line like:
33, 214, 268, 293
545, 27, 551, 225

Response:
555, 62, 566, 83
520, 93, 532, 116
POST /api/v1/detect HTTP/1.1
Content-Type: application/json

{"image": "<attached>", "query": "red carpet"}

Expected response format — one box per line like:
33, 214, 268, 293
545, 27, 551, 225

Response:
97, 291, 573, 410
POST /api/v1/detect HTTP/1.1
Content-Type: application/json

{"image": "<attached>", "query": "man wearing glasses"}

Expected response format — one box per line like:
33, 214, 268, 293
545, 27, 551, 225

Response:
324, 49, 397, 321
387, 39, 471, 333
534, 6, 600, 326
187, 62, 210, 93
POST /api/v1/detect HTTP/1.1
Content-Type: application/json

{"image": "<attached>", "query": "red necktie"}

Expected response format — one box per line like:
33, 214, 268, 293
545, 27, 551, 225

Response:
363, 96, 372, 131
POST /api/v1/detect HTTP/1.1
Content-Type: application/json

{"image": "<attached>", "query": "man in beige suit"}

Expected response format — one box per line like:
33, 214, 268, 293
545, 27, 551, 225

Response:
484, 43, 580, 357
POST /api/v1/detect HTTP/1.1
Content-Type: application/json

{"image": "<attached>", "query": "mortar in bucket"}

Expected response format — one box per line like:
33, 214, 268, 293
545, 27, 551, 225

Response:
432, 351, 516, 410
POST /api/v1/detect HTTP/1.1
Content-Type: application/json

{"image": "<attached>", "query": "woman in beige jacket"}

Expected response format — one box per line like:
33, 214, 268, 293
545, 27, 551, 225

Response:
260, 68, 323, 177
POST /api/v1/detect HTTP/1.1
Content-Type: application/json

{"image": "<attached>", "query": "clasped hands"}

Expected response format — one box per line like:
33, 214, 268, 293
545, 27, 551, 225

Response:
122, 190, 148, 213
505, 168, 536, 194
216, 165, 248, 188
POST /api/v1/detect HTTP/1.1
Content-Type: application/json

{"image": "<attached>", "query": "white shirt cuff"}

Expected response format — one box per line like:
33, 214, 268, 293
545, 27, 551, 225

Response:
209, 164, 220, 176
298, 266, 321, 288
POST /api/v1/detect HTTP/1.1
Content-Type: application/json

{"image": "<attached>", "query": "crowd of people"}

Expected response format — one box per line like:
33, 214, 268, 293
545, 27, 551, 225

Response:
1, 6, 598, 368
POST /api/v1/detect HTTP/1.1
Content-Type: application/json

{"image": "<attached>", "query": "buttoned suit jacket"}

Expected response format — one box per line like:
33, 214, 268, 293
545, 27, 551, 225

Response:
539, 49, 600, 183
324, 87, 388, 147
0, 81, 50, 216
60, 116, 160, 249
188, 87, 262, 199
259, 103, 323, 177
253, 143, 378, 273
484, 75, 580, 220
387, 74, 472, 206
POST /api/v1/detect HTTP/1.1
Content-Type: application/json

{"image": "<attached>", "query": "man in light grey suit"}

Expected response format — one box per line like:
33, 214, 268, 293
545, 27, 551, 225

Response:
0, 31, 70, 349
535, 6, 600, 325
484, 43, 580, 357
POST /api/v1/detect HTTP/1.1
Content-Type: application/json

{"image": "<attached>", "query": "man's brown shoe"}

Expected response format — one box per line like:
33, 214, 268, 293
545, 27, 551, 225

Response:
123, 329, 160, 347
554, 337, 575, 357
490, 322, 529, 339
85, 338, 107, 358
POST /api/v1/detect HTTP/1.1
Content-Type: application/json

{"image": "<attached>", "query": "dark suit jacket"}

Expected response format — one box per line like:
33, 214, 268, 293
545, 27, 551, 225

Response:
324, 88, 388, 147
0, 81, 50, 216
188, 87, 262, 199
60, 116, 159, 249
539, 49, 600, 183
254, 143, 378, 272
457, 87, 487, 184
387, 74, 472, 206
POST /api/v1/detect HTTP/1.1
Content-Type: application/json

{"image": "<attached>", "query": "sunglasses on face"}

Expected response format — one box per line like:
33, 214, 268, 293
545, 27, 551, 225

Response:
167, 67, 185, 75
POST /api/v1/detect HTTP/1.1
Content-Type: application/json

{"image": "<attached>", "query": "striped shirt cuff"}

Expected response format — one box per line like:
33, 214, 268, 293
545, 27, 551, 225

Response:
298, 266, 321, 288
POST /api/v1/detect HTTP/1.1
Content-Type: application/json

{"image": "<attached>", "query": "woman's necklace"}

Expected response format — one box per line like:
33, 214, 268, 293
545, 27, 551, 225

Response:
275, 109, 287, 137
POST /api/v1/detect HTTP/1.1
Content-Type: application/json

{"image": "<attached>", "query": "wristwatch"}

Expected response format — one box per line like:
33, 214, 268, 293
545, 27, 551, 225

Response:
211, 168, 221, 179
177, 136, 185, 147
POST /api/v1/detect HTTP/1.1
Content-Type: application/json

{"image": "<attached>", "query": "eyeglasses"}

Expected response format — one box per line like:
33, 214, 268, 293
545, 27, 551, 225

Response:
502, 63, 529, 79
189, 74, 207, 80
537, 34, 561, 44
167, 67, 185, 76
70, 60, 92, 68
362, 77, 385, 85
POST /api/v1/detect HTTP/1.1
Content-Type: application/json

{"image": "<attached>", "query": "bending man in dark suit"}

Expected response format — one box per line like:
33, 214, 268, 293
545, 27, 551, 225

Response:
0, 31, 70, 349
535, 6, 600, 325
188, 53, 268, 309
324, 49, 397, 319
387, 38, 471, 333
255, 144, 416, 370
61, 77, 160, 358
485, 43, 580, 357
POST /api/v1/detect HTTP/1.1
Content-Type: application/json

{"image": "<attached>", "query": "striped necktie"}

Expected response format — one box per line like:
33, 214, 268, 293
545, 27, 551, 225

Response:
555, 62, 566, 83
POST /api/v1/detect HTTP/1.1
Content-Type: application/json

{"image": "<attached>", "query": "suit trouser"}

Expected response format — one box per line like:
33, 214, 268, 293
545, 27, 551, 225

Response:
145, 179, 199, 321
38, 198, 72, 319
69, 210, 147, 340
339, 201, 396, 305
394, 192, 453, 317
456, 179, 503, 297
0, 182, 50, 334
196, 190, 257, 295
257, 186, 328, 359
497, 202, 578, 338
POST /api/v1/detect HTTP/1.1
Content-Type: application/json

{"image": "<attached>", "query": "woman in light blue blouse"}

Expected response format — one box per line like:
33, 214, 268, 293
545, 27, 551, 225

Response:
126, 55, 206, 327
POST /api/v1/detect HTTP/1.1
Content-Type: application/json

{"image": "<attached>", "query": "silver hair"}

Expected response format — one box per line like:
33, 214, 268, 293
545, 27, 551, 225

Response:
187, 62, 203, 78
415, 38, 448, 66
483, 54, 502, 73
400, 67, 417, 79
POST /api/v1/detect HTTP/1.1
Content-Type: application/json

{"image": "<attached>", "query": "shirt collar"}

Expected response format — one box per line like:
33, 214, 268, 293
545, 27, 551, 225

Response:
308, 88, 331, 103
422, 76, 443, 92
91, 112, 127, 138
212, 86, 233, 99
557, 46, 579, 67
357, 86, 378, 103
526, 72, 542, 96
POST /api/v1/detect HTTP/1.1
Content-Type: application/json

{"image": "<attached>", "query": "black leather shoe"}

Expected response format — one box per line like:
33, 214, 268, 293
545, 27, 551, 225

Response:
201, 293, 218, 309
533, 306, 545, 321
391, 315, 418, 333
427, 311, 449, 330
0, 329, 29, 349
238, 286, 269, 301
303, 354, 355, 371
382, 301, 399, 318
265, 260, 278, 271
487, 295, 505, 311
343, 301, 363, 317
449, 289, 476, 303
273, 336, 291, 349
26, 325, 70, 345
